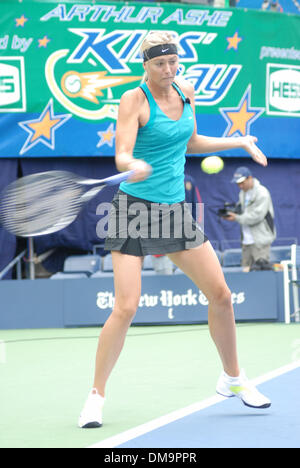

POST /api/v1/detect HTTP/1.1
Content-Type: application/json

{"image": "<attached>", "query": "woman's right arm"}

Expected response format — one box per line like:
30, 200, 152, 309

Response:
115, 89, 152, 182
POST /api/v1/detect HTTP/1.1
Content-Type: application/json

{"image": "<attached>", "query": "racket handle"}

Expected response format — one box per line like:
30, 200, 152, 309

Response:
105, 170, 134, 186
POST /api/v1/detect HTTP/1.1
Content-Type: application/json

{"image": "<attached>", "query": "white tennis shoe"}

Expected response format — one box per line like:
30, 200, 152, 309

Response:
78, 389, 105, 428
216, 370, 271, 409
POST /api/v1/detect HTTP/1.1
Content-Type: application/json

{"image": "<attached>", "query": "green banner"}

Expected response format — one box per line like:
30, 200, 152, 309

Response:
0, 1, 299, 158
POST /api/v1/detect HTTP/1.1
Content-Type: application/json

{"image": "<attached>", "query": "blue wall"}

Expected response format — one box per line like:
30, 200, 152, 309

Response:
0, 270, 285, 329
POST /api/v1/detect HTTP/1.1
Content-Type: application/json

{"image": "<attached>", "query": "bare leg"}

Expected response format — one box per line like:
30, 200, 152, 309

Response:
93, 252, 143, 396
168, 241, 240, 377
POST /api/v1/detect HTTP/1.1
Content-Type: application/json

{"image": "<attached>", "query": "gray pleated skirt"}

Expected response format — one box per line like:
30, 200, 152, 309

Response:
104, 190, 208, 257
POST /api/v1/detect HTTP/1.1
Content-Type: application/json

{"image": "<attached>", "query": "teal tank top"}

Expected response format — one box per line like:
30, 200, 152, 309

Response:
119, 82, 194, 204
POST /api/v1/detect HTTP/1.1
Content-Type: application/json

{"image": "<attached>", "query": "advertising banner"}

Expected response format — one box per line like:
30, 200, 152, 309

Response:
0, 270, 281, 329
0, 1, 299, 158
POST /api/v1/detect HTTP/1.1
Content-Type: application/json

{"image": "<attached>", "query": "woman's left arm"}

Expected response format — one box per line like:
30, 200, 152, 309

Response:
184, 83, 268, 167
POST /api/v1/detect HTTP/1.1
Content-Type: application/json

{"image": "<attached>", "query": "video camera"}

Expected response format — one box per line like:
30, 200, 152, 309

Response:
217, 202, 242, 218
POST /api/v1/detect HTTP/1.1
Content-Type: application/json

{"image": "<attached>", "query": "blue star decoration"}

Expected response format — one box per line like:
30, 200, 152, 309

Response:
219, 85, 265, 137
97, 123, 115, 149
18, 99, 72, 155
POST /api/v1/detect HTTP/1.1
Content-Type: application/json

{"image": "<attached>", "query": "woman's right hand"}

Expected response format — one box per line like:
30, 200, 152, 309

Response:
127, 159, 152, 182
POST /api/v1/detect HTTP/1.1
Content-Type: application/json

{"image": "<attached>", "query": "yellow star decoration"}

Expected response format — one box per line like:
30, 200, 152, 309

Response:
97, 123, 115, 149
18, 99, 72, 155
102, 128, 114, 143
27, 111, 60, 142
220, 86, 264, 138
38, 36, 51, 48
15, 15, 28, 27
226, 31, 243, 51
226, 100, 256, 137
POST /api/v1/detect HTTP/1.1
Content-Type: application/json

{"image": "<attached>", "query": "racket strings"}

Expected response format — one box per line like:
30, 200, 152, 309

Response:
0, 175, 84, 237
0, 170, 127, 237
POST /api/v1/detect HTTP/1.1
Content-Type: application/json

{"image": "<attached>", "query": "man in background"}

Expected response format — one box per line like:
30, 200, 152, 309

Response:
225, 167, 276, 270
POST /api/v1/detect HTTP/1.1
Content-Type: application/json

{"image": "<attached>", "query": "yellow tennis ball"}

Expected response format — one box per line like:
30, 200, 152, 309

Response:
201, 156, 224, 174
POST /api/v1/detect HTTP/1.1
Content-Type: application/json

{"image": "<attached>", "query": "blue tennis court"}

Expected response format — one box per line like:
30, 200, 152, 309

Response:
105, 364, 300, 449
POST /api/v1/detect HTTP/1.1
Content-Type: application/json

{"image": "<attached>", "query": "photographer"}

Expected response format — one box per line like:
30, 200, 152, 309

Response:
224, 167, 276, 270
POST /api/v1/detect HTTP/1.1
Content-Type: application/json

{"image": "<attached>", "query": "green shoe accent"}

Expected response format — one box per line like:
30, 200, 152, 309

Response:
229, 385, 247, 395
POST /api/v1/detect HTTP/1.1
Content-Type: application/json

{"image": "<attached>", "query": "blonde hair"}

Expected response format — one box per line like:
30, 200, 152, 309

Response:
141, 31, 178, 54
141, 31, 178, 82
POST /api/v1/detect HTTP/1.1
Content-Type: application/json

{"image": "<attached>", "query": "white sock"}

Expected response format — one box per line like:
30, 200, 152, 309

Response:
224, 371, 242, 384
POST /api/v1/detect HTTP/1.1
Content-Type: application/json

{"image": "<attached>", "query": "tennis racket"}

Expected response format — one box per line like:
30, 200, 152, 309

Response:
0, 170, 133, 237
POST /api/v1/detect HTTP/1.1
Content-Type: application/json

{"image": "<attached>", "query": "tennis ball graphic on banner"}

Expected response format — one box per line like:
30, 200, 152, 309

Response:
201, 156, 224, 174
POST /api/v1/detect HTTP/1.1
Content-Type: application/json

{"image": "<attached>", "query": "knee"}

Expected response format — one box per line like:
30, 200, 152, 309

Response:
113, 298, 139, 322
209, 284, 232, 309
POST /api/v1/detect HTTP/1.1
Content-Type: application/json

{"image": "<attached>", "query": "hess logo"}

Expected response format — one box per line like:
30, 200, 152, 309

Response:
269, 68, 300, 113
0, 63, 21, 106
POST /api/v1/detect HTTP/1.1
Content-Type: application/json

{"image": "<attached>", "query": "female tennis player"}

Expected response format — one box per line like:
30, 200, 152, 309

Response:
79, 32, 271, 428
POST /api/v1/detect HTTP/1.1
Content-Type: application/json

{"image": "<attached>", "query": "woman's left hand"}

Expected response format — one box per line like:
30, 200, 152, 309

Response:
241, 135, 268, 167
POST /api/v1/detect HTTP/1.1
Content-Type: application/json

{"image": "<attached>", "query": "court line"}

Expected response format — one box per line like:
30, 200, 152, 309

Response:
88, 360, 300, 449
0, 340, 6, 364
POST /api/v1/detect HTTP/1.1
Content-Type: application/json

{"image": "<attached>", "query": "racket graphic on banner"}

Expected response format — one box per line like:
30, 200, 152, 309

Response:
0, 170, 133, 237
